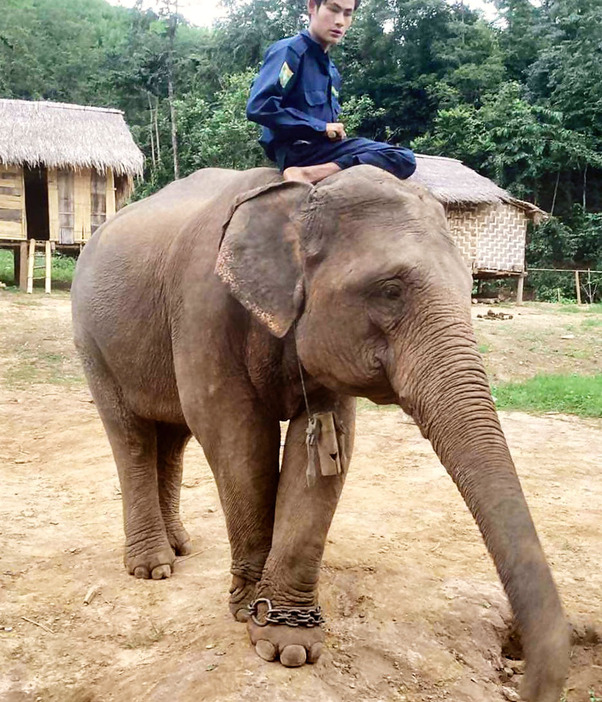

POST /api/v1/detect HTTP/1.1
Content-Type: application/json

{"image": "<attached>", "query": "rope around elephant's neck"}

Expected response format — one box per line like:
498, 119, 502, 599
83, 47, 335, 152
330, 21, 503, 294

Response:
294, 325, 312, 419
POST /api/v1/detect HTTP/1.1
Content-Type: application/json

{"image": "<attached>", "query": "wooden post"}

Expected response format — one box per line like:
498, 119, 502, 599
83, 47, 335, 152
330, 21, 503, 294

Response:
13, 246, 20, 287
575, 270, 581, 305
26, 238, 36, 294
19, 241, 28, 291
45, 241, 52, 294
516, 274, 525, 306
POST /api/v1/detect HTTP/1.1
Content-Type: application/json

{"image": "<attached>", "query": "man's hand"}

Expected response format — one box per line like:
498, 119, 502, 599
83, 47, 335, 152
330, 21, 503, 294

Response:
325, 123, 346, 141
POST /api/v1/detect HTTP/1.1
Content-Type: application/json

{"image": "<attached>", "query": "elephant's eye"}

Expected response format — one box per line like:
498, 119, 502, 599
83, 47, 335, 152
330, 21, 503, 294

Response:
377, 280, 403, 301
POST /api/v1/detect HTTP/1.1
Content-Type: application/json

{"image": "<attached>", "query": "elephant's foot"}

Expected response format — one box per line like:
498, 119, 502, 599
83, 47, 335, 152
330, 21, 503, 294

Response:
164, 519, 194, 557
247, 599, 325, 667
229, 575, 257, 622
124, 538, 176, 580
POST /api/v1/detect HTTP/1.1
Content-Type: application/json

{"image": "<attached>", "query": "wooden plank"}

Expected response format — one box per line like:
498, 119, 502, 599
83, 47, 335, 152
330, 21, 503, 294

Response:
0, 186, 21, 196
27, 238, 35, 294
106, 169, 116, 217
74, 169, 91, 242
0, 164, 21, 175
19, 240, 28, 289
57, 169, 74, 244
0, 194, 23, 209
90, 169, 106, 235
0, 221, 24, 239
45, 240, 52, 294
47, 168, 60, 242
0, 208, 22, 222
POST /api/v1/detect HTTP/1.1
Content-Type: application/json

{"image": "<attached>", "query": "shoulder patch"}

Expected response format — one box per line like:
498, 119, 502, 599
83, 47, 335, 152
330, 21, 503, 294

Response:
279, 61, 294, 89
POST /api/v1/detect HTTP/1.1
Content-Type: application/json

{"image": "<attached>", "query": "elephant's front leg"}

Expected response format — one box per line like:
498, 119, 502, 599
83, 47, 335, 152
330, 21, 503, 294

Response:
188, 392, 281, 621
249, 396, 355, 667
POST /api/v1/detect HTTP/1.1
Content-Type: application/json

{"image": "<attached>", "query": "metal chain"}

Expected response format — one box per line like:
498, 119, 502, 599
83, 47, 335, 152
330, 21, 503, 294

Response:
248, 598, 325, 628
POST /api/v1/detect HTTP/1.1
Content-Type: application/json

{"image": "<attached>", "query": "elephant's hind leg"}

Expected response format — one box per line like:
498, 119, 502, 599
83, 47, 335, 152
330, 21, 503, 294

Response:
156, 422, 194, 556
81, 349, 175, 579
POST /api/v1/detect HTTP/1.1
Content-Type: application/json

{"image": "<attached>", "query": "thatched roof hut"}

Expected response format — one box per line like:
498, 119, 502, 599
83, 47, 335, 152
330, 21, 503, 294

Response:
411, 154, 545, 277
0, 99, 143, 248
0, 99, 143, 177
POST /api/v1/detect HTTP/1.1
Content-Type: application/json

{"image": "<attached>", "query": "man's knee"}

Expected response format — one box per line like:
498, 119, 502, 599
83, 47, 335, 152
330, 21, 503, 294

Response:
390, 147, 416, 179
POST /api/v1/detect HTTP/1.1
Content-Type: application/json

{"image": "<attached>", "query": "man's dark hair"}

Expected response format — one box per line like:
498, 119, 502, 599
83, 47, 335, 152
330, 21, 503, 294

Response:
314, 0, 361, 11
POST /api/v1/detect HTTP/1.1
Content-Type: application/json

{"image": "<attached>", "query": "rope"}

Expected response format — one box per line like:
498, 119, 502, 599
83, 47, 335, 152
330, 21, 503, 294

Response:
294, 325, 312, 418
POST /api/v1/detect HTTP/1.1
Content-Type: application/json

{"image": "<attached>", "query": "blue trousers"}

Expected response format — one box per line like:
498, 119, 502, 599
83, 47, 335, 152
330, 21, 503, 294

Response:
274, 137, 416, 180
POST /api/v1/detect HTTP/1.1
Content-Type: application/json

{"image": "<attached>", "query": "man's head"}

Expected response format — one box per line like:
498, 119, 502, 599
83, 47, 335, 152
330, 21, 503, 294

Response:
307, 0, 357, 51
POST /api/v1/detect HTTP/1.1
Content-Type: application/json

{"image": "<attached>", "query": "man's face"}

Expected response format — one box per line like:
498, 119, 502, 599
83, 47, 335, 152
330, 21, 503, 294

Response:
308, 0, 355, 50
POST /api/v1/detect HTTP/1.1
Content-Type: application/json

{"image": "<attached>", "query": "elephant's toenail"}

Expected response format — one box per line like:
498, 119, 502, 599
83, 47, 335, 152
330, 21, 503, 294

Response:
134, 566, 150, 579
151, 565, 171, 580
280, 644, 307, 667
177, 539, 194, 556
235, 607, 250, 623
307, 642, 323, 663
256, 640, 277, 661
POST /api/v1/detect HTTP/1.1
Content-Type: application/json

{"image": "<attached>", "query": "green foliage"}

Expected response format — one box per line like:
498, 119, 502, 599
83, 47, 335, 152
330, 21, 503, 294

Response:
175, 71, 267, 172
492, 374, 602, 418
2, 0, 602, 305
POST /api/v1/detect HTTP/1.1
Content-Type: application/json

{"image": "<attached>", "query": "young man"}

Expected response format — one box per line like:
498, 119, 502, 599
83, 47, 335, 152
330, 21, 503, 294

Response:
246, 0, 416, 184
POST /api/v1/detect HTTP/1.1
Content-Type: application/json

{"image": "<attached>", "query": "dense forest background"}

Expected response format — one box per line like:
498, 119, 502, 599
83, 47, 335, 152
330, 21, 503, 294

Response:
1, 0, 601, 299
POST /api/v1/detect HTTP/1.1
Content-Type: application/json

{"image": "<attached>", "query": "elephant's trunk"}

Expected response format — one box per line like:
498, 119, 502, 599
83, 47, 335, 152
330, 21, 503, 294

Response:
390, 310, 569, 702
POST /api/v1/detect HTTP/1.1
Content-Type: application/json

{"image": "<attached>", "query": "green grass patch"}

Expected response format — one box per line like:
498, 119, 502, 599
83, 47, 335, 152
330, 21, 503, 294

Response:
0, 249, 77, 289
552, 302, 602, 315
582, 317, 602, 328
493, 374, 602, 417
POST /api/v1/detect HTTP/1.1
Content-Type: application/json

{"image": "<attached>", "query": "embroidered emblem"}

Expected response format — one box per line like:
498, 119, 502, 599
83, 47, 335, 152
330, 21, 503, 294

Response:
332, 86, 339, 99
279, 62, 294, 88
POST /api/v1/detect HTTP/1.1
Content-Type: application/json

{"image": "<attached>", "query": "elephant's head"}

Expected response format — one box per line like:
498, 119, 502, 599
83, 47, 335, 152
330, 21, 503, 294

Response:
216, 165, 568, 702
217, 166, 471, 409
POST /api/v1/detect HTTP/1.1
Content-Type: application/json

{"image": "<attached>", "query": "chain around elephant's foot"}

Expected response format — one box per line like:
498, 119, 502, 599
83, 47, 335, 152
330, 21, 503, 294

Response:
247, 599, 325, 667
229, 575, 258, 622
124, 534, 176, 580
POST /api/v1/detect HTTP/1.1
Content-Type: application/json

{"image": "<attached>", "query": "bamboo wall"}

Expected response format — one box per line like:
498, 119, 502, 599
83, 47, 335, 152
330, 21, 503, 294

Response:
0, 164, 117, 243
446, 202, 527, 274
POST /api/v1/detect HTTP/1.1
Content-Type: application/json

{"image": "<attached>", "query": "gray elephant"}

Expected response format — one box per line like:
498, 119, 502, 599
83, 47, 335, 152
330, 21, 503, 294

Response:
71, 166, 568, 701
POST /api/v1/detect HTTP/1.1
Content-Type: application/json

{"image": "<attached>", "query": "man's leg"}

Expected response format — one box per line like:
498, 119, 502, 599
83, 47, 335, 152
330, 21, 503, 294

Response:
282, 137, 416, 184
283, 162, 341, 184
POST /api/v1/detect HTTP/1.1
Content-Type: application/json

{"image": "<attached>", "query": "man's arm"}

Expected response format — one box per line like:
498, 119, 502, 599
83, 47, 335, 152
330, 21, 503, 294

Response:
247, 44, 329, 139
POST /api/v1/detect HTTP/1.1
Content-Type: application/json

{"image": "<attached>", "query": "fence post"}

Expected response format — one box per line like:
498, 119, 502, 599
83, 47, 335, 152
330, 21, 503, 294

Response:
575, 270, 581, 305
517, 274, 525, 306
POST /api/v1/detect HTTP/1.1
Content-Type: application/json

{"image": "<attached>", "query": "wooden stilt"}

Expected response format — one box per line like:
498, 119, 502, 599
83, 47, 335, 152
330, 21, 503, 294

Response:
575, 270, 581, 305
44, 241, 52, 294
26, 238, 36, 294
516, 274, 525, 306
19, 241, 28, 291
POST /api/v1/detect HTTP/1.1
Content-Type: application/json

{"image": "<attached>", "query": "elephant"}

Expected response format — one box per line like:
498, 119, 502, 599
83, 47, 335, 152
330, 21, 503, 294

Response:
71, 165, 569, 701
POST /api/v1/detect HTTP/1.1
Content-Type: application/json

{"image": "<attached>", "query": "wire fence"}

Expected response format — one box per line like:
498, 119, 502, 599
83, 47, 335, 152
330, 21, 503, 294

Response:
526, 267, 602, 304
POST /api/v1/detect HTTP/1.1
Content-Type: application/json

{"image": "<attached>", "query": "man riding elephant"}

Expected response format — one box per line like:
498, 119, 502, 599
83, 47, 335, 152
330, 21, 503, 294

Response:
246, 0, 416, 184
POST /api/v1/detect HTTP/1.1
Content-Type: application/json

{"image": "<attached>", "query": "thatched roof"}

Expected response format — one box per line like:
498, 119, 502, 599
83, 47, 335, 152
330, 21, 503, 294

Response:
412, 154, 545, 220
0, 99, 144, 176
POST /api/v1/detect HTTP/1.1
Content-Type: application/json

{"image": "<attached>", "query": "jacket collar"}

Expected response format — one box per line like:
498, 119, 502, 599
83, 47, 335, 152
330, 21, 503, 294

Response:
300, 29, 331, 63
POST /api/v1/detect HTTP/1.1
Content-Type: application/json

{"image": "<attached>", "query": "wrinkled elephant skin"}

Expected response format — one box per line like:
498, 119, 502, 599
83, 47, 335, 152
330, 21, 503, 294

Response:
71, 166, 568, 700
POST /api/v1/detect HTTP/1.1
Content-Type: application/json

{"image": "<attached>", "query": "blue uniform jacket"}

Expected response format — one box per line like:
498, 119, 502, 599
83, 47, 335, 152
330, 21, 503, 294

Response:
246, 30, 342, 161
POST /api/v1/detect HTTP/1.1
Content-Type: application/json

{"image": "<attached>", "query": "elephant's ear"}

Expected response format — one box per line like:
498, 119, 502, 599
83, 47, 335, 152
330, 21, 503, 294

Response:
216, 180, 313, 338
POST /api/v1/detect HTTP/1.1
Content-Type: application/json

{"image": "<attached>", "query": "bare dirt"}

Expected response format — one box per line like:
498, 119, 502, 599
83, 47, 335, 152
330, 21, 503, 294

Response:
0, 294, 600, 702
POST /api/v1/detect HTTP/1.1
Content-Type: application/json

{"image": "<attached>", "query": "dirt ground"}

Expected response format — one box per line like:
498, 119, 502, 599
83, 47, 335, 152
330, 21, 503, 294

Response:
0, 294, 600, 702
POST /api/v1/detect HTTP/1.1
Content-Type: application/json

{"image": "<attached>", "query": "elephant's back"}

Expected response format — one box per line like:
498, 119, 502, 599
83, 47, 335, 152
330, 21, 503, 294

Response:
71, 167, 281, 421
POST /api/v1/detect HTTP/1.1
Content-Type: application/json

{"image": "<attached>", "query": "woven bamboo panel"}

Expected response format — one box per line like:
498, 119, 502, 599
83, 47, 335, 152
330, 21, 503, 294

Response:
445, 203, 526, 274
